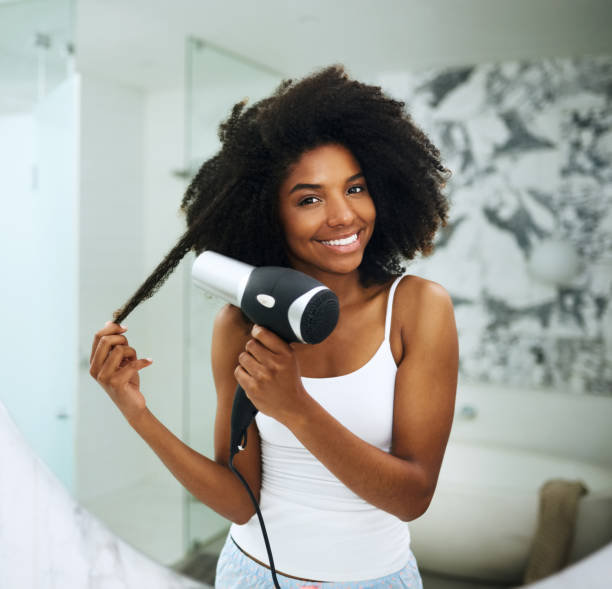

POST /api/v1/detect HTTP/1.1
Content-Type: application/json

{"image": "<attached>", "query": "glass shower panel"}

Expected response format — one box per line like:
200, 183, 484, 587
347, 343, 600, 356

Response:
0, 0, 77, 491
184, 38, 283, 548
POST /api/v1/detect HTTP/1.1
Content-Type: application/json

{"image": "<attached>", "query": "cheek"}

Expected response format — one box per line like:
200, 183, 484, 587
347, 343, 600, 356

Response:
361, 196, 376, 225
279, 215, 299, 240
278, 213, 311, 253
280, 207, 319, 239
277, 207, 293, 241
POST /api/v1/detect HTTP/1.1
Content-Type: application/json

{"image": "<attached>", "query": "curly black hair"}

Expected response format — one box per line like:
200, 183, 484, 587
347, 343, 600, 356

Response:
112, 64, 451, 324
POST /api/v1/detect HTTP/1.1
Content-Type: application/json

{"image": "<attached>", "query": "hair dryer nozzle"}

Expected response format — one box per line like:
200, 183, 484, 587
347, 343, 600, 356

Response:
298, 288, 340, 344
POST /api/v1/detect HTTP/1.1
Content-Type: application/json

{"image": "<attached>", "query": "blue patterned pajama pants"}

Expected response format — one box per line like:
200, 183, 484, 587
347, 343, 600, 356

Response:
214, 534, 423, 589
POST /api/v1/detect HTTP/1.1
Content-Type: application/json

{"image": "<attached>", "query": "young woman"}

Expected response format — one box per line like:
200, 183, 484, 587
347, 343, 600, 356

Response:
90, 65, 458, 588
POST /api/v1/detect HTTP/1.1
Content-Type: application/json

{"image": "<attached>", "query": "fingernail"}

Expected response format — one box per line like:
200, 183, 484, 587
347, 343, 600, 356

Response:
252, 325, 261, 336
145, 358, 153, 362
120, 324, 128, 330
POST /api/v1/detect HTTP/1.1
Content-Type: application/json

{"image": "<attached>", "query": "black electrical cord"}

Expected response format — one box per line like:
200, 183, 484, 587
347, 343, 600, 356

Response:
229, 434, 281, 589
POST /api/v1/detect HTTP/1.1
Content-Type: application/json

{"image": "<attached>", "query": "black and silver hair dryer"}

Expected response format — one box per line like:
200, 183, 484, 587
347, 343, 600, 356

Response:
191, 250, 340, 457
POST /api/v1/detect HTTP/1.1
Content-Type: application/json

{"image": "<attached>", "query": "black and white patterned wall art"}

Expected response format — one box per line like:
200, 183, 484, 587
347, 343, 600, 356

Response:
377, 55, 612, 395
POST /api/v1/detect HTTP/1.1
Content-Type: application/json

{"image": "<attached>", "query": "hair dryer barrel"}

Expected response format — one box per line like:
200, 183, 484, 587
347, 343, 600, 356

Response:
191, 250, 253, 306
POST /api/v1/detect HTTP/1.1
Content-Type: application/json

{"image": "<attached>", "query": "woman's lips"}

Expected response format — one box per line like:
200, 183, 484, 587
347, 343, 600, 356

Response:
316, 231, 362, 253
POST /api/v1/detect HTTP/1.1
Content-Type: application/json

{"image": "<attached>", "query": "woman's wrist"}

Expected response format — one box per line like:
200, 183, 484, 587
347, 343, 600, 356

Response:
125, 404, 152, 430
278, 385, 315, 431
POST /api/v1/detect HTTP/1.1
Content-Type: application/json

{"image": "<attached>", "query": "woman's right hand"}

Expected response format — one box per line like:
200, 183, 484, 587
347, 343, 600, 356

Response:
89, 321, 153, 424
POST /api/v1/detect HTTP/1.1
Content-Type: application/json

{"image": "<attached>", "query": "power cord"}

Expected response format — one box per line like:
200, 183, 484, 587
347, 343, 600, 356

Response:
229, 437, 281, 589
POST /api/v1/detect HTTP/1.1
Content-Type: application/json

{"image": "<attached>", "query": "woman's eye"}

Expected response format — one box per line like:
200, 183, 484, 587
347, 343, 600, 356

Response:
348, 185, 366, 195
298, 196, 320, 206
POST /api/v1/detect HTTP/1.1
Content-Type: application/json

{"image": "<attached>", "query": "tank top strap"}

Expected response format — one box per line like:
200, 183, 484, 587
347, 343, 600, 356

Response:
384, 274, 404, 341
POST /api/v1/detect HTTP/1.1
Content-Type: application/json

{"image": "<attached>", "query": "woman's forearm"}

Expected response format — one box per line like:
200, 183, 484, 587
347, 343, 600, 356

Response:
127, 408, 256, 525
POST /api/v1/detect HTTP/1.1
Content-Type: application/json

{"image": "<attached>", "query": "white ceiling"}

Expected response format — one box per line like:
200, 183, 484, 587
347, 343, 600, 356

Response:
1, 0, 611, 109
74, 0, 612, 92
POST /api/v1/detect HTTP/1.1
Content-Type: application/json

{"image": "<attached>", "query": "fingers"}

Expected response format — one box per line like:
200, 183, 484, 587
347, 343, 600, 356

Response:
240, 335, 284, 375
90, 321, 152, 389
111, 355, 153, 390
244, 338, 268, 363
94, 343, 136, 382
238, 327, 293, 379
95, 344, 152, 387
234, 365, 255, 395
90, 332, 129, 376
250, 325, 291, 354
238, 350, 262, 378
90, 321, 127, 364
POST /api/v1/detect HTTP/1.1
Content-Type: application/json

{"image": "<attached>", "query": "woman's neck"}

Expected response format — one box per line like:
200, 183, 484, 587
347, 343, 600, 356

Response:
306, 270, 371, 308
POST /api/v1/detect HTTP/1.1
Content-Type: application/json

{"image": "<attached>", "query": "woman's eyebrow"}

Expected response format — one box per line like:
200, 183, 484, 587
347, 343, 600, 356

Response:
288, 172, 364, 195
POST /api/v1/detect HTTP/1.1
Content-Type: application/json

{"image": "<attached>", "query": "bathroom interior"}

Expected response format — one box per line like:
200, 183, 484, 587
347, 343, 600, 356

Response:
1, 0, 611, 587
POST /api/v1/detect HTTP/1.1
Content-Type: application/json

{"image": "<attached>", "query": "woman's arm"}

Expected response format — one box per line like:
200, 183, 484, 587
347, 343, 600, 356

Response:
235, 277, 458, 522
89, 306, 261, 525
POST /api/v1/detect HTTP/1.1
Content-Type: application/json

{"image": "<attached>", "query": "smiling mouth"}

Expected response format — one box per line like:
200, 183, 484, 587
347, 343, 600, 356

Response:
318, 233, 359, 246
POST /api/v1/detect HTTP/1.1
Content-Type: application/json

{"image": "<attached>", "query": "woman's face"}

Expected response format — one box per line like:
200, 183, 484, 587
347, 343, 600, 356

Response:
277, 143, 376, 280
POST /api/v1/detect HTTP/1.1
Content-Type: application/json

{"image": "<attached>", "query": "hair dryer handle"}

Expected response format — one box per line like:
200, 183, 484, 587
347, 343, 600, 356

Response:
230, 385, 258, 459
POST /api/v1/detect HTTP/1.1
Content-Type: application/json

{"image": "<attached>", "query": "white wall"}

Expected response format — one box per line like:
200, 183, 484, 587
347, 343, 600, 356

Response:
452, 380, 612, 468
76, 72, 199, 562
139, 82, 231, 553
76, 73, 153, 499
140, 85, 192, 557
141, 86, 187, 451
74, 63, 237, 563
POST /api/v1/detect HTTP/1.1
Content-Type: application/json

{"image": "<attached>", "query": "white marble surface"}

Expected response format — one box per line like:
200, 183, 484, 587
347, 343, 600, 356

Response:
0, 400, 210, 589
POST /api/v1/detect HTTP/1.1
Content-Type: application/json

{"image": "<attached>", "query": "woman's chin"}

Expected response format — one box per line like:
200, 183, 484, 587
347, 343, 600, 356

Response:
315, 255, 364, 277
285, 247, 366, 278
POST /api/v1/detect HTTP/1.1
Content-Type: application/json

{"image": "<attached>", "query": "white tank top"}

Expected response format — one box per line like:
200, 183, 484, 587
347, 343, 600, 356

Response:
230, 275, 411, 582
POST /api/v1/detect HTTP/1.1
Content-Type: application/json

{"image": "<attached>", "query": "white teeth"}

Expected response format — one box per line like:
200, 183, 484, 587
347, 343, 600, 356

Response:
320, 233, 358, 246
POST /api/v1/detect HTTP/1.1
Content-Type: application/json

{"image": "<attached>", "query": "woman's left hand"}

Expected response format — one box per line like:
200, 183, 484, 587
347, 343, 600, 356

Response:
234, 324, 308, 423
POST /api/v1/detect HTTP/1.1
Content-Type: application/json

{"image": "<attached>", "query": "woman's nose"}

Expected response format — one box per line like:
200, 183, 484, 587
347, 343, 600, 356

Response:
326, 194, 356, 226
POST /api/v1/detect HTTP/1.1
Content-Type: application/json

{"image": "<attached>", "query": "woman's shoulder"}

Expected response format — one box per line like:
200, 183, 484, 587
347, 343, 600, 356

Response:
215, 302, 250, 327
393, 274, 454, 325
212, 304, 252, 351
386, 275, 455, 364
395, 273, 452, 301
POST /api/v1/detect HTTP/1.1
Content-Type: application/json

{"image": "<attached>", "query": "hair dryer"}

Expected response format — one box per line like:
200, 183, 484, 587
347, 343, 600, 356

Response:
192, 250, 340, 456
